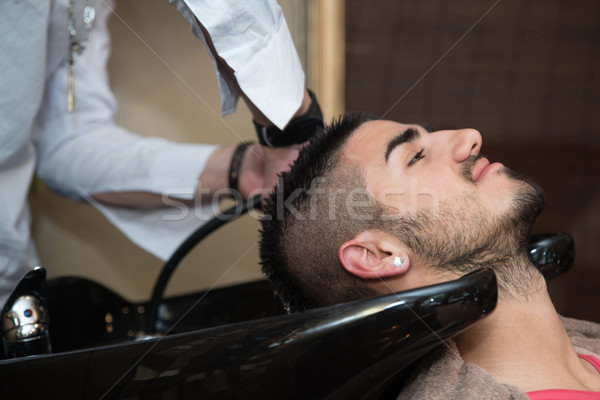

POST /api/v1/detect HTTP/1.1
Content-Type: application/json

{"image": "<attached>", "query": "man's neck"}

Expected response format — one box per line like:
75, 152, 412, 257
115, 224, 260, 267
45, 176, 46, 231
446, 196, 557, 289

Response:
453, 265, 600, 393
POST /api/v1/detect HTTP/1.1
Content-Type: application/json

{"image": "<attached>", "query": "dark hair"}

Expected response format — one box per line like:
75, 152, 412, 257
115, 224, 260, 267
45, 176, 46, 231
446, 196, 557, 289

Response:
260, 112, 382, 312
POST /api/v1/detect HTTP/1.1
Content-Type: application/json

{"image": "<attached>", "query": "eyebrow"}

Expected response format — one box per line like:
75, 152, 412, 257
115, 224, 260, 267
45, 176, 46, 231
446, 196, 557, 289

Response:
385, 127, 422, 163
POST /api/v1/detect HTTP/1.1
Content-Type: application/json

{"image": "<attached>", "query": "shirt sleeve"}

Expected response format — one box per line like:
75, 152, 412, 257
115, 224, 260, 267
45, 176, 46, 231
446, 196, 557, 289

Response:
35, 2, 217, 201
170, 0, 305, 130
33, 0, 218, 260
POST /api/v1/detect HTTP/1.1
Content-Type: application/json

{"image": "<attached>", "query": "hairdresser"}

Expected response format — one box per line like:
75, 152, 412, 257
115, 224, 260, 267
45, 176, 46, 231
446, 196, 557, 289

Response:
0, 0, 322, 306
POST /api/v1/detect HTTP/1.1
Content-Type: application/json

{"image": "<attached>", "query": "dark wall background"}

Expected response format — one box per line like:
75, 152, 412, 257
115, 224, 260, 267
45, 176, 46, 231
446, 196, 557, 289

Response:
345, 0, 600, 322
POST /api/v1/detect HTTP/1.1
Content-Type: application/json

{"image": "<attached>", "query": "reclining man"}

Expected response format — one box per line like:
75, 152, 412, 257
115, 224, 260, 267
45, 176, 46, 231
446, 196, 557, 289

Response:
260, 113, 600, 398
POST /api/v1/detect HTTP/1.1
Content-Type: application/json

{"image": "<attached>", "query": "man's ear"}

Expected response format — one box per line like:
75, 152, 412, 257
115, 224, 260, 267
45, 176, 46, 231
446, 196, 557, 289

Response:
339, 230, 410, 279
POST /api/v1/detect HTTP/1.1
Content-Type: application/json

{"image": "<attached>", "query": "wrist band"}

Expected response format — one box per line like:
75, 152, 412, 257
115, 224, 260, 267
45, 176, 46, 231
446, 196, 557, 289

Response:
254, 89, 324, 147
229, 142, 254, 194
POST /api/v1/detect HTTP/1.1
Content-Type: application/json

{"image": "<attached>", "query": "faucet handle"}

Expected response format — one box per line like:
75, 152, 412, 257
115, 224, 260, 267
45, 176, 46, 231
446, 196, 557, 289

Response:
1, 267, 51, 358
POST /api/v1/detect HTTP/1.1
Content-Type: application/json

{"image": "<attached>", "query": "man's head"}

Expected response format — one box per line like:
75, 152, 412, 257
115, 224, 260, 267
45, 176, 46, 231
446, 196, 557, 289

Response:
260, 113, 546, 312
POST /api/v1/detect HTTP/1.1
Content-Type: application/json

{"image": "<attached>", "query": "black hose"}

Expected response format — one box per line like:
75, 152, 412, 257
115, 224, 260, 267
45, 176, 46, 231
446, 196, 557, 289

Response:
145, 196, 262, 335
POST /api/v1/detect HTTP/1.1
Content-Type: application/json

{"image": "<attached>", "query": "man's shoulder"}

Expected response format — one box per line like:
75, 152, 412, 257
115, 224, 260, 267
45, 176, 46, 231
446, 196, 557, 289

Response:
562, 316, 600, 354
398, 342, 528, 400
396, 318, 600, 399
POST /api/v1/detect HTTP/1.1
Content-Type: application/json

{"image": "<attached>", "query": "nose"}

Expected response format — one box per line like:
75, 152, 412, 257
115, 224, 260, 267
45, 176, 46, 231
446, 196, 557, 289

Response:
449, 128, 482, 163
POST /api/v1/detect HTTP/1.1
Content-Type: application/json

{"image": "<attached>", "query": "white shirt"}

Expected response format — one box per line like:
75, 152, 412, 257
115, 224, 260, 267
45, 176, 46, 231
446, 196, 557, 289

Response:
0, 0, 304, 306
172, 0, 305, 130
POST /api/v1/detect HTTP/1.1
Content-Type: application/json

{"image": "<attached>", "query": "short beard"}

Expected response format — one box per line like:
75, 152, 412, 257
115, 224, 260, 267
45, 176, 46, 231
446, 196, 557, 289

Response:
390, 164, 547, 298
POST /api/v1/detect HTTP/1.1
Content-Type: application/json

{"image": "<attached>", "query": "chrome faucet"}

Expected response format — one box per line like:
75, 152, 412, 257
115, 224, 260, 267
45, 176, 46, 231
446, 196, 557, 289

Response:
1, 267, 51, 358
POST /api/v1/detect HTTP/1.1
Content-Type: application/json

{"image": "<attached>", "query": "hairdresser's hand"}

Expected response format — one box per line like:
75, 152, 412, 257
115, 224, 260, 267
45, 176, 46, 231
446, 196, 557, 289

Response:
262, 145, 302, 197
259, 89, 313, 199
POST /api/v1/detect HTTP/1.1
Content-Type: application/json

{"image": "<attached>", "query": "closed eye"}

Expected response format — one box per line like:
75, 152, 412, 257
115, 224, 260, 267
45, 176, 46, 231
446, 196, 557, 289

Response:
408, 149, 425, 166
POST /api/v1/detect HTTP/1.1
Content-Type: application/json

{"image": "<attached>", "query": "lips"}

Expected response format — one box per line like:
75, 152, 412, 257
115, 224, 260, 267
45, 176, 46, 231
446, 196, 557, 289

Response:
472, 158, 491, 182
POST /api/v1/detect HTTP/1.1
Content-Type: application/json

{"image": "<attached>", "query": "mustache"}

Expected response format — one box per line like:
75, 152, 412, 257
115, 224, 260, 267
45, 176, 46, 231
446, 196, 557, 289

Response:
461, 154, 485, 182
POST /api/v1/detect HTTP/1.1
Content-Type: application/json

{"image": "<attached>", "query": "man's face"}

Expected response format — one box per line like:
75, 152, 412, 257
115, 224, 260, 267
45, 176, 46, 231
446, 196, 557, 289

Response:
341, 120, 545, 287
343, 120, 518, 219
